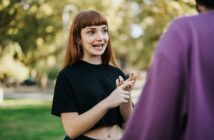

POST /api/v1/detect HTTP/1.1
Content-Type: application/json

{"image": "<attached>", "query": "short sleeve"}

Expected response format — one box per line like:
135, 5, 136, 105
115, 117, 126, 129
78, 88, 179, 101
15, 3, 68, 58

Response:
51, 71, 78, 117
117, 68, 128, 80
121, 71, 128, 80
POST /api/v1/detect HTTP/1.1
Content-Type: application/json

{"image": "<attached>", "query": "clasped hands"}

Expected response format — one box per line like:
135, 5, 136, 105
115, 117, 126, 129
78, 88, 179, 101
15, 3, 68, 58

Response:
104, 73, 137, 109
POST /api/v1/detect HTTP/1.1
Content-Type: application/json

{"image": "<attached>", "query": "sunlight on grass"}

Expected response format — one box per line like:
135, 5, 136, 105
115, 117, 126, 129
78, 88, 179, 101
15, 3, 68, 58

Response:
0, 99, 52, 108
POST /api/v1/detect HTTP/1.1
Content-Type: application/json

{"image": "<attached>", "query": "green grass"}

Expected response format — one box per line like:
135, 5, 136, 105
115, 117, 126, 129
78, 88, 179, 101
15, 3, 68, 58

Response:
0, 102, 65, 140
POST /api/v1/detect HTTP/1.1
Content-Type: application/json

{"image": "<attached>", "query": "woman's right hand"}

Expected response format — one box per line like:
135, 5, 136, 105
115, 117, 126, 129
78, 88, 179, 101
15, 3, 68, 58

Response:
103, 80, 135, 109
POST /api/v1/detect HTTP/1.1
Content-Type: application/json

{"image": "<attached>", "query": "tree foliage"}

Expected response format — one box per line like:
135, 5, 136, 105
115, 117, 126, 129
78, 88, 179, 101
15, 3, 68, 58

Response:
0, 0, 197, 80
1, 0, 64, 71
130, 0, 196, 69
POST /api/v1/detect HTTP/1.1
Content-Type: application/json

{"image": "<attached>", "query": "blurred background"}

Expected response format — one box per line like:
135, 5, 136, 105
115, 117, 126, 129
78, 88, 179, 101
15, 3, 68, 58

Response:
0, 0, 196, 139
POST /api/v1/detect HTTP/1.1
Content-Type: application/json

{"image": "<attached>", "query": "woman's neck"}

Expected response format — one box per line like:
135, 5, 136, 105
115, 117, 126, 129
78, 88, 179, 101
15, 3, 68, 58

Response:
81, 56, 102, 65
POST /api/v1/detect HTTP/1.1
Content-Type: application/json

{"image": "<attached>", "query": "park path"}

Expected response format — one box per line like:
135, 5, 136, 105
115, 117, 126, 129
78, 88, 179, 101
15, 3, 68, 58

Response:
1, 77, 145, 105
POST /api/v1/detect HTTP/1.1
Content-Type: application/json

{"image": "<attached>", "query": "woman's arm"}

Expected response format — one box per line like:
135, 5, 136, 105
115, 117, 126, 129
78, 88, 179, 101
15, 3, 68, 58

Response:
117, 74, 136, 126
61, 81, 134, 139
120, 98, 134, 125
61, 100, 108, 139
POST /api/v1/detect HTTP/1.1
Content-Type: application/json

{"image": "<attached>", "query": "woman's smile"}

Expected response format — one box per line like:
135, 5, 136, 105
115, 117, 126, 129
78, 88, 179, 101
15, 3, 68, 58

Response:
92, 43, 106, 51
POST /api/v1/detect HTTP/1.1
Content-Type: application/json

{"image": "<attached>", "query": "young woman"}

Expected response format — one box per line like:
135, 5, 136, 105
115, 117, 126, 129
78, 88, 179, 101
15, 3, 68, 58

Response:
51, 10, 136, 140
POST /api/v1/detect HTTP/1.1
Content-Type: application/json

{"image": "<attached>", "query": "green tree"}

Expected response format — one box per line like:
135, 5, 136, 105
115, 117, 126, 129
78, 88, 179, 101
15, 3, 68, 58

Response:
131, 0, 196, 69
0, 0, 197, 81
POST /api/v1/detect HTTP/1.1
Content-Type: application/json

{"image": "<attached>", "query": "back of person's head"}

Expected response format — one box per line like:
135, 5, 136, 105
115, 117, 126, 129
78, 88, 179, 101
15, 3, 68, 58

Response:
196, 0, 214, 9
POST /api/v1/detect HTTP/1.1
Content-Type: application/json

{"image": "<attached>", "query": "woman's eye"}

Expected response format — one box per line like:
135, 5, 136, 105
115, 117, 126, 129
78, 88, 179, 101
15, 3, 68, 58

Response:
88, 30, 95, 35
103, 29, 108, 34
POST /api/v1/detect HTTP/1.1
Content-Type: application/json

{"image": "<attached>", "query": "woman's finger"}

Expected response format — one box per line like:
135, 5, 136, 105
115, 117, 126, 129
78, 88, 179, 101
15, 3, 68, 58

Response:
120, 80, 134, 89
118, 76, 124, 86
116, 79, 120, 87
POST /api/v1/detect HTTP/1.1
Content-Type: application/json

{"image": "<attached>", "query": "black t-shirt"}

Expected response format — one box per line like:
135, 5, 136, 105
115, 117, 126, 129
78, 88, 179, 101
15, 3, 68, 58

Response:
51, 60, 127, 130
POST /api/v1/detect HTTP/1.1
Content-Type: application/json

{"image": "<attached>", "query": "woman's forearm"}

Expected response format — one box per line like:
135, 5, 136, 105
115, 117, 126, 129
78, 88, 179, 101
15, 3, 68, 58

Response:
61, 100, 109, 139
120, 98, 134, 123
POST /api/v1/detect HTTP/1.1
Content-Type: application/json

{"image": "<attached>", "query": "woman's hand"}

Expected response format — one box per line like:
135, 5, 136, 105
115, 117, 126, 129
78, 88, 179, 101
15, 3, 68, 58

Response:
116, 73, 137, 92
116, 74, 136, 125
103, 80, 135, 109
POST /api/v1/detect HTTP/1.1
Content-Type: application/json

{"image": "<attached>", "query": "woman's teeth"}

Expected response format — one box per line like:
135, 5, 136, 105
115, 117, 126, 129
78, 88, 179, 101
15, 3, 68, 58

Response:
93, 44, 103, 48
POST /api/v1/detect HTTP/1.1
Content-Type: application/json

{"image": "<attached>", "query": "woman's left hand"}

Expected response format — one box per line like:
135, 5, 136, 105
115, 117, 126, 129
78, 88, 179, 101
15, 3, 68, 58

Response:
116, 73, 136, 92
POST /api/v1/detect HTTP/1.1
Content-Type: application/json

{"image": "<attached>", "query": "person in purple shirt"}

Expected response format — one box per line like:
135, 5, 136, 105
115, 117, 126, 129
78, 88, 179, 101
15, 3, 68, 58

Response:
122, 0, 214, 140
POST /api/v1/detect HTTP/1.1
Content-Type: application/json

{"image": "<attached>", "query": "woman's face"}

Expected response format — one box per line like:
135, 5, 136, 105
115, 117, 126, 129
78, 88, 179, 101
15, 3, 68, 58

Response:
80, 25, 109, 59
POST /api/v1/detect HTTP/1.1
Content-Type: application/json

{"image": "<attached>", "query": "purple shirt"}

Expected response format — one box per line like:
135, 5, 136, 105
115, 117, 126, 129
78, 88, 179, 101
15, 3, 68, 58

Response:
122, 10, 214, 140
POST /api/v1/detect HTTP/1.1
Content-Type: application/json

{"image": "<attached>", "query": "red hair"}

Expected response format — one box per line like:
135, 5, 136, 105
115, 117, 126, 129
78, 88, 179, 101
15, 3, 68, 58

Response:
64, 10, 117, 68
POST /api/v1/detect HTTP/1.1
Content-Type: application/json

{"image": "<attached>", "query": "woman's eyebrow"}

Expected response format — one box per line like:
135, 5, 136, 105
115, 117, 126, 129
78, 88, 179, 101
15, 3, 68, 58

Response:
85, 25, 107, 30
102, 26, 108, 29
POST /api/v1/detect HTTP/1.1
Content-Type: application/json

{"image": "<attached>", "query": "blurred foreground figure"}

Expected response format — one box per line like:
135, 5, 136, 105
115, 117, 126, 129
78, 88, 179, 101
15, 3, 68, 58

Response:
122, 0, 214, 140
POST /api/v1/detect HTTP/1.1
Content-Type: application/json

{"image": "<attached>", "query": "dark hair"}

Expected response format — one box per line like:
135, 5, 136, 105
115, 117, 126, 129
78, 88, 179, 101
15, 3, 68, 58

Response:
196, 0, 214, 9
64, 10, 117, 67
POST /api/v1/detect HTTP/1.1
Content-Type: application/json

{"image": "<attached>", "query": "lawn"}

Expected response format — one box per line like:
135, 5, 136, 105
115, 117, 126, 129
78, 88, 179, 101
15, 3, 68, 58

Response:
0, 100, 65, 140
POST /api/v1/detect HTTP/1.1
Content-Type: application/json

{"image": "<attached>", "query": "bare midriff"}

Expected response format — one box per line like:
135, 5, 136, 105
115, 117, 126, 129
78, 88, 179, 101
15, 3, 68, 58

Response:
84, 124, 123, 140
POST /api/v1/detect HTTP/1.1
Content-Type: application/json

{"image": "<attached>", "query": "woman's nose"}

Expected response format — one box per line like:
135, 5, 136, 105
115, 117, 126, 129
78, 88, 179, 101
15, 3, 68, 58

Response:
96, 32, 105, 41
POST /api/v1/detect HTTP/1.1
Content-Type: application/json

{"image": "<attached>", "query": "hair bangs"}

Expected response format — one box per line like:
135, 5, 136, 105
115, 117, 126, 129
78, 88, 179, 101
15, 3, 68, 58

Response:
79, 10, 108, 29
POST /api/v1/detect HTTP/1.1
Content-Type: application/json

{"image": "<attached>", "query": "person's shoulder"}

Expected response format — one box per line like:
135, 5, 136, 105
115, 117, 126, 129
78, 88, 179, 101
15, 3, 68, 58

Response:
106, 64, 122, 71
165, 15, 196, 34
172, 12, 211, 26
57, 64, 78, 78
170, 15, 192, 27
106, 64, 125, 75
